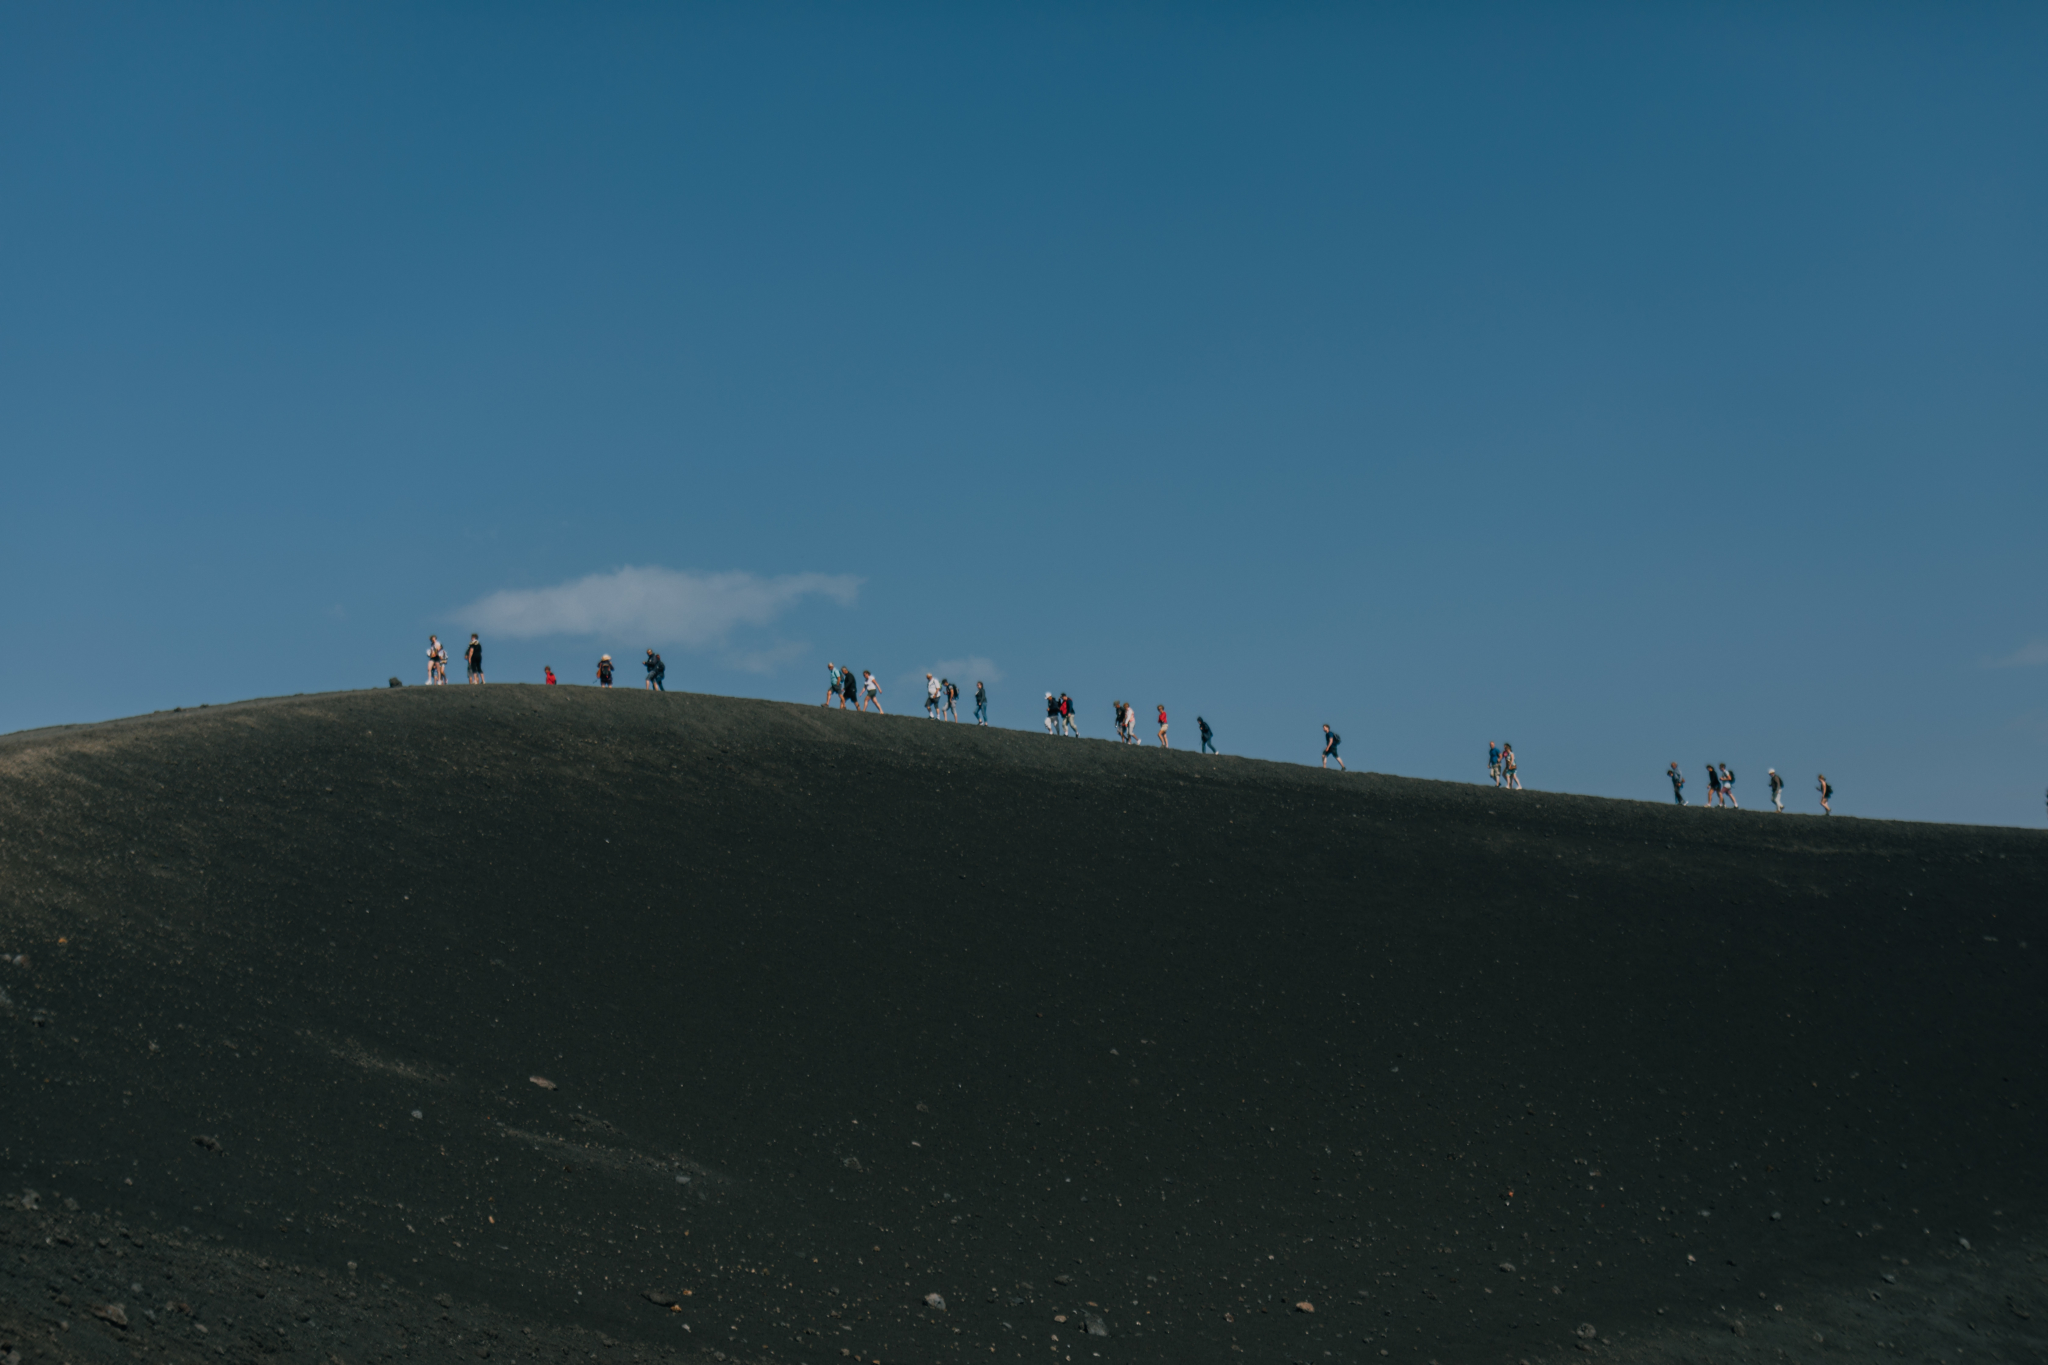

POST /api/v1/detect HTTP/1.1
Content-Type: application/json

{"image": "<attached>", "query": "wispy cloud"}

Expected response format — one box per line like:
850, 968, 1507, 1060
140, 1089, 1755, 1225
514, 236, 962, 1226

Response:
459, 566, 860, 650
1985, 638, 2048, 669
933, 656, 1003, 684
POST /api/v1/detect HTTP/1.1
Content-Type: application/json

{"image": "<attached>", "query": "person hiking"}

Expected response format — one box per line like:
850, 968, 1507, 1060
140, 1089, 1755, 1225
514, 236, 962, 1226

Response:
925, 673, 942, 719
1044, 693, 1059, 734
943, 679, 959, 721
1502, 742, 1520, 789
1705, 764, 1722, 808
863, 671, 883, 713
825, 663, 842, 707
1198, 716, 1216, 754
1060, 692, 1080, 737
1817, 773, 1832, 815
596, 654, 614, 688
1156, 704, 1170, 748
1121, 701, 1136, 743
1488, 741, 1501, 787
1320, 724, 1343, 770
544, 666, 557, 685
973, 680, 987, 726
1768, 768, 1784, 812
427, 635, 447, 685
644, 650, 666, 692
465, 634, 484, 684
1669, 762, 1687, 804
1719, 763, 1737, 809
842, 665, 859, 710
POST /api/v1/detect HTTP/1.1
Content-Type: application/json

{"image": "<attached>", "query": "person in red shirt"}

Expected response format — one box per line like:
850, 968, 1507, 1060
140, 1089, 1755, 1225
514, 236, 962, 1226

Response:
544, 667, 557, 685
1156, 703, 1170, 748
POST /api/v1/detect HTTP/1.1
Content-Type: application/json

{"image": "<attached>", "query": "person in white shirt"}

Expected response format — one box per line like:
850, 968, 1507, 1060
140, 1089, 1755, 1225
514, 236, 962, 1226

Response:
925, 673, 941, 718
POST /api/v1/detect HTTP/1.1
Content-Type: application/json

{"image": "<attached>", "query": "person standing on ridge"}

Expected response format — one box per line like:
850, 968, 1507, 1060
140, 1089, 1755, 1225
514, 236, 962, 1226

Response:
1705, 763, 1722, 808
974, 680, 987, 726
1061, 692, 1080, 737
863, 671, 883, 713
824, 663, 841, 707
1817, 773, 1832, 815
544, 666, 557, 685
1198, 716, 1216, 754
1320, 724, 1343, 770
1156, 704, 1171, 748
1769, 768, 1784, 812
1044, 692, 1059, 734
1502, 742, 1520, 789
1669, 762, 1686, 805
842, 666, 859, 710
1488, 741, 1501, 787
465, 634, 484, 685
644, 650, 666, 692
1719, 763, 1737, 808
596, 654, 614, 688
427, 635, 447, 685
943, 678, 959, 721
925, 673, 942, 719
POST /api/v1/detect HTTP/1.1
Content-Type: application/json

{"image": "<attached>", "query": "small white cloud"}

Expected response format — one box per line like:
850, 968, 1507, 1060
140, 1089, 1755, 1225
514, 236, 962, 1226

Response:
459, 566, 859, 650
1986, 638, 2048, 669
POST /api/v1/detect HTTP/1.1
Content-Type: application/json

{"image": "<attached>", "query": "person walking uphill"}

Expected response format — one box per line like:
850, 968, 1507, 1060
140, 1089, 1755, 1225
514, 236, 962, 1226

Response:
1501, 743, 1521, 790
1769, 768, 1785, 812
1669, 762, 1686, 805
1321, 724, 1344, 770
862, 670, 881, 712
596, 654, 614, 688
1198, 716, 1216, 754
842, 666, 860, 710
465, 634, 484, 684
1817, 773, 1833, 815
1488, 741, 1501, 787
973, 680, 987, 726
925, 673, 942, 719
1719, 763, 1737, 808
1705, 764, 1723, 808
1060, 693, 1080, 737
1156, 704, 1170, 748
644, 650, 666, 692
943, 678, 959, 721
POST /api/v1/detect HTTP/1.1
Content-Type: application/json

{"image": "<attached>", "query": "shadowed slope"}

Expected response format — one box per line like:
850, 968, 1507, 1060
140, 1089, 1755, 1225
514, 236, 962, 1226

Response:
1, 686, 2043, 1365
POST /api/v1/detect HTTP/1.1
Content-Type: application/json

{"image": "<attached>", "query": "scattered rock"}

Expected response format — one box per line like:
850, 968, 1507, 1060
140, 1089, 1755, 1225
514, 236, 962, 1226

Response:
1959, 1237, 1973, 1251
1085, 1313, 1109, 1337
411, 1109, 424, 1120
841, 1157, 862, 1172
18, 1190, 38, 1211
530, 1076, 557, 1091
1498, 1261, 1516, 1273
1726, 1319, 1746, 1337
924, 1293, 947, 1311
1053, 1273, 1073, 1286
192, 1135, 222, 1153
62, 1197, 78, 1211
1294, 1300, 1315, 1313
643, 1291, 677, 1308
93, 1303, 129, 1329
435, 1293, 454, 1308
1770, 1211, 1782, 1221
1882, 1272, 1897, 1284
1575, 1323, 1597, 1339
389, 678, 403, 688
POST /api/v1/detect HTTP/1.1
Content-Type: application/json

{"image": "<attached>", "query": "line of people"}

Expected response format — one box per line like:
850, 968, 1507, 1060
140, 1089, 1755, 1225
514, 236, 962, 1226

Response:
1668, 763, 1831, 814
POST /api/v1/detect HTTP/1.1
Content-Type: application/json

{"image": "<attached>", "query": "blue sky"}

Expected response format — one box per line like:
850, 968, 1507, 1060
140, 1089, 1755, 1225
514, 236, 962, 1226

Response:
3, 3, 2044, 825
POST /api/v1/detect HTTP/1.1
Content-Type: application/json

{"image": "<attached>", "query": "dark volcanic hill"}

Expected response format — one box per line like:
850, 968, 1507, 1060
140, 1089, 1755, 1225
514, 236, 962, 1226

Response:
2, 686, 2043, 1365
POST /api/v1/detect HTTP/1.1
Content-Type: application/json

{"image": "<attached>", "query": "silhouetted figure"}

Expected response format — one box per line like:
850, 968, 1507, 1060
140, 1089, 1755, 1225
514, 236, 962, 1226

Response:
644, 650, 666, 692
1198, 716, 1216, 754
974, 681, 987, 725
1669, 762, 1686, 805
1321, 724, 1342, 770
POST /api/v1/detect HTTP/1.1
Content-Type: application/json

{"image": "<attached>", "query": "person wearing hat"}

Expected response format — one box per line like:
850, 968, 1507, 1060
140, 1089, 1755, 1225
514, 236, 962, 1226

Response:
596, 654, 615, 688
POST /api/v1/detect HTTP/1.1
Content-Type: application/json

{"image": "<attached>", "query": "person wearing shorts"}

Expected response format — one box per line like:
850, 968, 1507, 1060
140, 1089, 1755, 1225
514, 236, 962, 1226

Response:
1155, 704, 1170, 748
1488, 741, 1501, 786
1817, 773, 1832, 815
1502, 743, 1520, 789
1321, 724, 1343, 770
863, 671, 882, 712
925, 673, 942, 718
842, 667, 859, 709
1719, 763, 1737, 808
465, 634, 484, 684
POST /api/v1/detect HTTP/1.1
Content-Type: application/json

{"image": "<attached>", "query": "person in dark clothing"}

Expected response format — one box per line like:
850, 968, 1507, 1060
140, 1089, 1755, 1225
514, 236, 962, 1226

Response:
1321, 724, 1344, 770
596, 655, 614, 688
843, 667, 859, 709
1706, 764, 1722, 808
942, 679, 959, 721
1059, 693, 1079, 737
1769, 768, 1785, 812
465, 634, 484, 684
644, 650, 666, 692
1198, 716, 1216, 754
1817, 773, 1832, 815
1669, 762, 1686, 805
973, 681, 987, 726
1044, 693, 1059, 734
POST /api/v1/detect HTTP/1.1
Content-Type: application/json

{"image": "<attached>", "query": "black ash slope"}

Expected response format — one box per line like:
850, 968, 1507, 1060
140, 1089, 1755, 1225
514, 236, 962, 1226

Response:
1, 686, 2042, 1365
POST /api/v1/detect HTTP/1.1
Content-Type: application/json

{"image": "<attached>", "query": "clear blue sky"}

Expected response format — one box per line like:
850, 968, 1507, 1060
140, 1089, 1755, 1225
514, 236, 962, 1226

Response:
4, 3, 2044, 825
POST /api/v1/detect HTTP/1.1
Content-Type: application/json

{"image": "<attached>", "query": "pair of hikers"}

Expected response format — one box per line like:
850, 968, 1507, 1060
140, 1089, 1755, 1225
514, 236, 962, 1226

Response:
925, 674, 959, 720
1705, 763, 1738, 807
1045, 692, 1079, 736
1486, 741, 1520, 789
426, 634, 483, 684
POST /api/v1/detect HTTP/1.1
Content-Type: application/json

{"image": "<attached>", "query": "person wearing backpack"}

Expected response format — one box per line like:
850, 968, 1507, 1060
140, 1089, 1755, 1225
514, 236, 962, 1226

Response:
1768, 768, 1784, 812
1705, 763, 1723, 808
1817, 773, 1832, 815
1320, 723, 1342, 770
644, 650, 666, 692
943, 678, 959, 721
1719, 763, 1737, 808
1060, 692, 1079, 737
973, 680, 987, 726
596, 654, 614, 688
1198, 716, 1216, 754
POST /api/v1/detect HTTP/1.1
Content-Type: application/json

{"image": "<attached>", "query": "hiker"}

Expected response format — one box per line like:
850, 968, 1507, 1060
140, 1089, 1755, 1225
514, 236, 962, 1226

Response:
1060, 692, 1079, 737
1817, 773, 1832, 815
1198, 716, 1216, 754
973, 681, 987, 726
925, 673, 941, 719
427, 635, 447, 685
1706, 764, 1722, 808
1156, 704, 1170, 748
1719, 763, 1737, 808
1502, 743, 1520, 789
1669, 762, 1686, 805
1122, 701, 1137, 743
863, 671, 883, 713
943, 678, 959, 721
544, 666, 557, 685
644, 650, 666, 692
825, 663, 843, 707
596, 654, 614, 688
465, 634, 484, 684
1111, 701, 1126, 742
1769, 768, 1784, 812
1045, 693, 1059, 734
1320, 724, 1343, 770
1488, 741, 1501, 787
842, 665, 859, 710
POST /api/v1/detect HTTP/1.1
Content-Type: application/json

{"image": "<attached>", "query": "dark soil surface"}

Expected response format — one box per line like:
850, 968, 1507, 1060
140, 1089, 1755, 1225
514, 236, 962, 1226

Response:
2, 686, 2043, 1365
